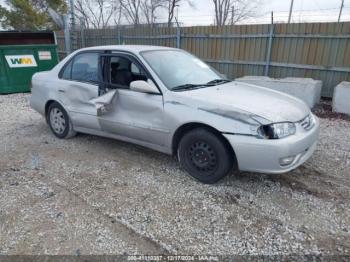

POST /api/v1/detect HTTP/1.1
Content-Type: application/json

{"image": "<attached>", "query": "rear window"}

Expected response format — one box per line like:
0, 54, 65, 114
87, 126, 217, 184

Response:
60, 52, 99, 84
61, 60, 72, 79
71, 53, 99, 83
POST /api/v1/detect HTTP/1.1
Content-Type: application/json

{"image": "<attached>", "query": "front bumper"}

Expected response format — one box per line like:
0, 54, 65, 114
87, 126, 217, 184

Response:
224, 116, 320, 174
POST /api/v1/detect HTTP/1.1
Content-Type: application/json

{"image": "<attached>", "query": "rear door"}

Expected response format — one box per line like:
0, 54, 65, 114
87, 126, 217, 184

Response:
58, 51, 102, 130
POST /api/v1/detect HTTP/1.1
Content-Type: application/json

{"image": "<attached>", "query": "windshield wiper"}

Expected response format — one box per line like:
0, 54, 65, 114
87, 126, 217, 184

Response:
172, 83, 213, 91
206, 79, 232, 85
172, 80, 228, 91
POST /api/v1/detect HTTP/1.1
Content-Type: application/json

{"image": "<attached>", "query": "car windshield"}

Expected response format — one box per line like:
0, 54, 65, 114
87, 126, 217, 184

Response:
141, 50, 227, 91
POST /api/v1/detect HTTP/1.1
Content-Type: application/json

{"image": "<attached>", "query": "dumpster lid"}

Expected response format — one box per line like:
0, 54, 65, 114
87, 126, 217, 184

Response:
0, 31, 56, 45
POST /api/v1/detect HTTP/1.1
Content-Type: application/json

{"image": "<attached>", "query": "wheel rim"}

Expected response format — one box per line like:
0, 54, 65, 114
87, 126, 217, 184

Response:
49, 107, 66, 135
188, 141, 217, 173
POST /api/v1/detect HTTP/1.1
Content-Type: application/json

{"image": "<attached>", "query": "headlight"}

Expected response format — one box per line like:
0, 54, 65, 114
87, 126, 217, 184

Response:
301, 113, 316, 130
257, 122, 296, 139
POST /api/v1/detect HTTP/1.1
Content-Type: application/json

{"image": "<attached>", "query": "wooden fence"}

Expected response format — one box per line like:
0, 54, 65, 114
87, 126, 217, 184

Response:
55, 22, 350, 97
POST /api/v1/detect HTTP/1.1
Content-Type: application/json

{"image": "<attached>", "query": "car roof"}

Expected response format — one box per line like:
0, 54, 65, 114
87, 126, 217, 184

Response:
79, 45, 177, 53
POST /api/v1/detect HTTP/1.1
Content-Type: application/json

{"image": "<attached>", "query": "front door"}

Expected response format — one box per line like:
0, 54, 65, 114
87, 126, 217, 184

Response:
98, 53, 169, 146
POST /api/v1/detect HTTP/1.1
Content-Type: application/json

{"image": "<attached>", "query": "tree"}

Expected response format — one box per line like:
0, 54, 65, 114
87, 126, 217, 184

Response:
120, 0, 142, 25
140, 0, 163, 26
119, 0, 194, 27
212, 0, 258, 26
0, 0, 67, 30
165, 0, 179, 27
163, 0, 193, 27
74, 0, 119, 29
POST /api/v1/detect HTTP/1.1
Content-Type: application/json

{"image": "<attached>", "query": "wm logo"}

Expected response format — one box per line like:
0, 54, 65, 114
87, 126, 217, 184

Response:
5, 55, 37, 68
10, 58, 33, 65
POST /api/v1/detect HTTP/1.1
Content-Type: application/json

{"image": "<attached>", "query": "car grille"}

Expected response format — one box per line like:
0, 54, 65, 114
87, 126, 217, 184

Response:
300, 114, 315, 131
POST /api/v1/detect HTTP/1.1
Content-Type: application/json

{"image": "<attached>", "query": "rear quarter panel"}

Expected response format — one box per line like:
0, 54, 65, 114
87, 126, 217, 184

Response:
30, 71, 59, 116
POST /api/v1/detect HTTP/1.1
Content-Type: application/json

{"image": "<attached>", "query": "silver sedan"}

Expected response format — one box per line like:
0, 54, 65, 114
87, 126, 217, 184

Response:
30, 45, 320, 183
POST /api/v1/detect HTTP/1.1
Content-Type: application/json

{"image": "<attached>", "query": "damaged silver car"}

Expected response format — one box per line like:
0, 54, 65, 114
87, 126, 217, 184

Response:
30, 45, 320, 183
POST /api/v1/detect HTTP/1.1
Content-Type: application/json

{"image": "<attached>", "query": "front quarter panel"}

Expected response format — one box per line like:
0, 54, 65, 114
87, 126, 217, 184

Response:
162, 92, 268, 150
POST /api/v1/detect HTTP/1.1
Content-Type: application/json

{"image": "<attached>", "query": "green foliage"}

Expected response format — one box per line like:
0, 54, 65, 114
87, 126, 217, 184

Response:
0, 0, 67, 30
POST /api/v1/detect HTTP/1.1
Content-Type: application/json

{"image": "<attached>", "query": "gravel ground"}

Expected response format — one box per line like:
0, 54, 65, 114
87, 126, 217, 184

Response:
0, 93, 349, 256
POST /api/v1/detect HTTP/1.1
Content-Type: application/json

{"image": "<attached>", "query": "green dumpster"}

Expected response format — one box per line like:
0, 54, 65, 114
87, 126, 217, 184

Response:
0, 32, 59, 94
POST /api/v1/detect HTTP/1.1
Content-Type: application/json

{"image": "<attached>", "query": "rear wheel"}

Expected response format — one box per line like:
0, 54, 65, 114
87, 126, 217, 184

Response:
177, 128, 234, 184
47, 102, 76, 139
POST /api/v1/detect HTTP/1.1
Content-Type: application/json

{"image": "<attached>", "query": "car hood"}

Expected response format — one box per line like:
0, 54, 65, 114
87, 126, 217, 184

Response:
174, 81, 310, 123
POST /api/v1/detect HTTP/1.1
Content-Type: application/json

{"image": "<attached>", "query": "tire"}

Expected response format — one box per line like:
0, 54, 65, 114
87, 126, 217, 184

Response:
177, 128, 234, 184
47, 102, 76, 139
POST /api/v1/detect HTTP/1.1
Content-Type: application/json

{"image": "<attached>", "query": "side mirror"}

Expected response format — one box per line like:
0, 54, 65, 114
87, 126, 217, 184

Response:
130, 80, 160, 94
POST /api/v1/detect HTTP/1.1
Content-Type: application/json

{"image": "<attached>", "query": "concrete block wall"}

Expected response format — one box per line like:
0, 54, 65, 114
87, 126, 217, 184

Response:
235, 76, 322, 108
333, 82, 350, 115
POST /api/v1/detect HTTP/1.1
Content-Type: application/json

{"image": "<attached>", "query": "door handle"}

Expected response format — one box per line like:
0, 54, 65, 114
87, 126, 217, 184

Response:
58, 89, 65, 93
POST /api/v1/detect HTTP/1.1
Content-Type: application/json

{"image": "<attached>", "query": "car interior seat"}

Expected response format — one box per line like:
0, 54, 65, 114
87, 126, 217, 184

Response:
110, 60, 132, 87
111, 62, 120, 84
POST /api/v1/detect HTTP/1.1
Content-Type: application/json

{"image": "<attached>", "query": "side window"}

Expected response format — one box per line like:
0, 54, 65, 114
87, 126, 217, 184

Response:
71, 52, 99, 83
61, 60, 72, 79
131, 63, 141, 75
109, 56, 148, 88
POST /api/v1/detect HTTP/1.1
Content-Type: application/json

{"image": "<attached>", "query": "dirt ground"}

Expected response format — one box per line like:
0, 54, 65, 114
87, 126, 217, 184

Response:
0, 94, 349, 256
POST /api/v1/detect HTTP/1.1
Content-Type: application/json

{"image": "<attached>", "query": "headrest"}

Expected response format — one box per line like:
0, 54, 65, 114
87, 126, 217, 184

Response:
111, 62, 120, 69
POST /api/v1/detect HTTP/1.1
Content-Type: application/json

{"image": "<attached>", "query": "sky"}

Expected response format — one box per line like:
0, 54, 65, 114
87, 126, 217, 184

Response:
172, 0, 350, 25
0, 0, 349, 26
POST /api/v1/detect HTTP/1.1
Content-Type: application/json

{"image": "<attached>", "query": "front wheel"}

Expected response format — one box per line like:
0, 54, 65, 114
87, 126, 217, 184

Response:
47, 102, 76, 139
177, 128, 234, 184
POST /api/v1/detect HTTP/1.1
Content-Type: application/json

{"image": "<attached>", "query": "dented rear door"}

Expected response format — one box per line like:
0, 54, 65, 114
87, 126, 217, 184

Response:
57, 51, 102, 130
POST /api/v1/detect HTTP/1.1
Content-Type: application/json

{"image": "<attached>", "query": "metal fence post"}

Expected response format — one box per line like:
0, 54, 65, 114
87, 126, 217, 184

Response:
63, 15, 71, 54
118, 28, 122, 45
80, 18, 86, 48
264, 12, 274, 76
175, 17, 181, 49
80, 28, 85, 48
176, 26, 181, 49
